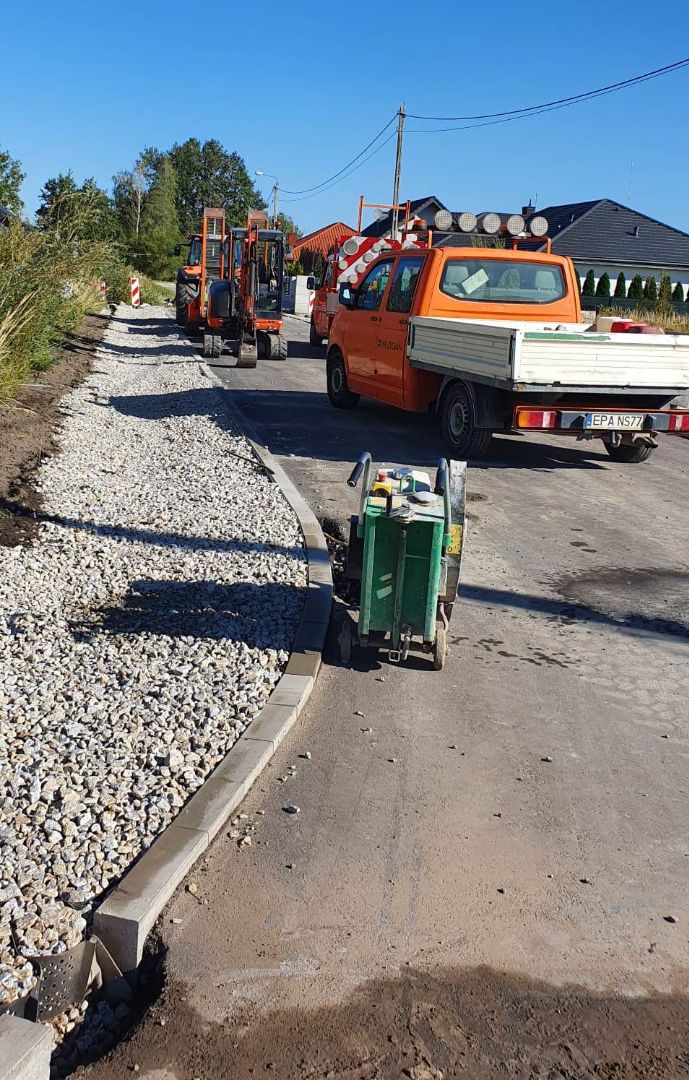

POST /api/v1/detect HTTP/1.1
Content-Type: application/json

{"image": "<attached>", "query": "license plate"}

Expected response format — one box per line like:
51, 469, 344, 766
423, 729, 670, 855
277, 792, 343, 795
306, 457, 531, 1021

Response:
584, 412, 645, 431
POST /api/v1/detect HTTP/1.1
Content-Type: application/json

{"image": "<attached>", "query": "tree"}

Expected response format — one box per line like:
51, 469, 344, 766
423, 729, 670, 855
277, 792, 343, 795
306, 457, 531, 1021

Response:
644, 276, 657, 302
628, 274, 644, 301
137, 155, 183, 277
0, 148, 25, 217
595, 272, 611, 298
276, 212, 301, 240
659, 275, 673, 305
113, 163, 146, 241
613, 271, 627, 298
582, 269, 596, 296
36, 172, 117, 241
169, 138, 265, 232
672, 281, 686, 303
574, 270, 581, 294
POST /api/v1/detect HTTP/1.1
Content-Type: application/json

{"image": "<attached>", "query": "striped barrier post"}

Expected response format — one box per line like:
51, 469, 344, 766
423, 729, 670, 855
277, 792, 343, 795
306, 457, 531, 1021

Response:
130, 277, 141, 308
99, 281, 107, 301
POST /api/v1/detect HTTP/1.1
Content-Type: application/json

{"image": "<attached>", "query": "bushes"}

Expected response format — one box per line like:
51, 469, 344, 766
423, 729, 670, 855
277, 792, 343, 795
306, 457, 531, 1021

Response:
628, 274, 644, 301
614, 272, 627, 298
672, 281, 686, 303
644, 276, 657, 302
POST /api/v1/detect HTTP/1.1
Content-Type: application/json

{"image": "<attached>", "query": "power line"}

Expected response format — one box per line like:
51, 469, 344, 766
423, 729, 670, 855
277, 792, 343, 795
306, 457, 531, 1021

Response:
281, 132, 397, 204
406, 56, 689, 123
280, 115, 397, 195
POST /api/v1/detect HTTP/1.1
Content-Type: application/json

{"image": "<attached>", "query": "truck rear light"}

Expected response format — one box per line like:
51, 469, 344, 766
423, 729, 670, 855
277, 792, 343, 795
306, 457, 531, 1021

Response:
516, 409, 557, 429
338, 258, 348, 270
670, 413, 689, 432
342, 238, 360, 256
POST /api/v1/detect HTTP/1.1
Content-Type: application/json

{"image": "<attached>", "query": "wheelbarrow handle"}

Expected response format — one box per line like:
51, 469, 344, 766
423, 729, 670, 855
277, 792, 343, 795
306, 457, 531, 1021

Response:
435, 458, 452, 542
347, 452, 372, 488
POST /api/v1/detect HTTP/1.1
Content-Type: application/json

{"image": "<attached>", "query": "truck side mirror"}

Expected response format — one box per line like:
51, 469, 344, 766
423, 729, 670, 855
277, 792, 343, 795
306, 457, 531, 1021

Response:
339, 283, 354, 307
306, 276, 316, 290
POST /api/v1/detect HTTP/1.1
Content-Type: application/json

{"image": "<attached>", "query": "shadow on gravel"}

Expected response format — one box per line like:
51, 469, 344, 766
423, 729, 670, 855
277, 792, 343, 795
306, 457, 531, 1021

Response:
0, 497, 301, 559
85, 964, 689, 1080
461, 576, 689, 643
68, 579, 304, 646
101, 342, 194, 357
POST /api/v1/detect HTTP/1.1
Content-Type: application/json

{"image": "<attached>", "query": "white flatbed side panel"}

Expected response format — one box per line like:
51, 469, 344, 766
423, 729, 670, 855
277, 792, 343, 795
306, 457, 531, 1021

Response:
409, 317, 517, 382
516, 332, 689, 388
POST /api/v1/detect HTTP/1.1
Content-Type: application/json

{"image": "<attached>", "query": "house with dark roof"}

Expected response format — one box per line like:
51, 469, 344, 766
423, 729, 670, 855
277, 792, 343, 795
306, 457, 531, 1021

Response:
359, 196, 689, 300
532, 199, 689, 298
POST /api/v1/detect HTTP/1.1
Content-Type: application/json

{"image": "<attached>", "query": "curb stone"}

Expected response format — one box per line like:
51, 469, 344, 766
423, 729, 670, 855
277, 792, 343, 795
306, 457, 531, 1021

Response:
93, 334, 332, 975
0, 1013, 52, 1080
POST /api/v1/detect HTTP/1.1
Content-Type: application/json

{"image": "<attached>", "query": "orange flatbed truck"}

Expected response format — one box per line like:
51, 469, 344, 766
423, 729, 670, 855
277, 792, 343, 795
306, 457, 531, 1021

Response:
327, 243, 689, 462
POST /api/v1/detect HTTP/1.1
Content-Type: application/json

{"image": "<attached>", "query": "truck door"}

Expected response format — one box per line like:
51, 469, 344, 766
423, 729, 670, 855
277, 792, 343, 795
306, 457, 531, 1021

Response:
344, 259, 395, 385
372, 255, 425, 406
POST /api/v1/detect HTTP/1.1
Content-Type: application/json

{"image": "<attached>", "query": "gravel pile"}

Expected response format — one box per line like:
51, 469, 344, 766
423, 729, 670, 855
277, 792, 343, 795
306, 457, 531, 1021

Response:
0, 306, 306, 1006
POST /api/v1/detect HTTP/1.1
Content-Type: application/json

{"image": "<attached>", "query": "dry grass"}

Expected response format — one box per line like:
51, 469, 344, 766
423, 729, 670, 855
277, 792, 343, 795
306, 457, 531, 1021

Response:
599, 305, 689, 334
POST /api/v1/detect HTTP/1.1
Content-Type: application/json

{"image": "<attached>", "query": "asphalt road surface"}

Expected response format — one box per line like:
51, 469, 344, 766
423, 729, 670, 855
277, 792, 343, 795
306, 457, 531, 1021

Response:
87, 314, 689, 1079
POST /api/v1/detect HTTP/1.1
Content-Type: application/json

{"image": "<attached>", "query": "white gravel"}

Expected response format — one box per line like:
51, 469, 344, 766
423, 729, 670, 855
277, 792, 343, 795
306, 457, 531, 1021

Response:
0, 305, 306, 1005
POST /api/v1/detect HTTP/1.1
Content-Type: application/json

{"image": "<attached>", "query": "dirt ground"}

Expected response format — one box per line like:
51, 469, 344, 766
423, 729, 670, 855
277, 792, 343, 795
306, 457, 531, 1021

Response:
85, 963, 689, 1079
0, 311, 107, 546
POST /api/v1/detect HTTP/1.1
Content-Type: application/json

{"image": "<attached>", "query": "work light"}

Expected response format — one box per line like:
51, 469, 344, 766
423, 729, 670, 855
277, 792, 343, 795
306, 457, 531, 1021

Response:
434, 209, 453, 230
479, 213, 501, 234
505, 214, 525, 236
457, 212, 477, 232
529, 216, 549, 237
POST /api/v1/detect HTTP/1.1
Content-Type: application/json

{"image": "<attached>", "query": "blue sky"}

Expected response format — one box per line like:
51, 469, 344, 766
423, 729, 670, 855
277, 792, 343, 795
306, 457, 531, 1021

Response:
4, 0, 689, 234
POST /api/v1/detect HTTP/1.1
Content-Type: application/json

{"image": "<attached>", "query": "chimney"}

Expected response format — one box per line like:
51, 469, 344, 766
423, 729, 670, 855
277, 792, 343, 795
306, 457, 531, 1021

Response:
633, 225, 640, 237
521, 201, 535, 217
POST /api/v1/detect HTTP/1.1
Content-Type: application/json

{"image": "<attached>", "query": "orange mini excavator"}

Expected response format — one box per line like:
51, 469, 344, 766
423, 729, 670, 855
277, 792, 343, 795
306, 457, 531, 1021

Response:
175, 207, 225, 332
204, 211, 287, 366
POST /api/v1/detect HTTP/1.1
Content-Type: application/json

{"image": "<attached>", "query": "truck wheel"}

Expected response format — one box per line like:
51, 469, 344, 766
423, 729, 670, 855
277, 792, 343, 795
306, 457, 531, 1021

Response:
439, 383, 492, 459
605, 442, 655, 463
327, 350, 359, 409
310, 319, 324, 347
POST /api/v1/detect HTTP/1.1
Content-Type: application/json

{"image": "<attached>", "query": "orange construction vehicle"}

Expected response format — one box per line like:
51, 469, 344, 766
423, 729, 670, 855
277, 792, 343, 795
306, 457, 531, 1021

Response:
327, 209, 689, 463
204, 211, 287, 365
174, 207, 225, 331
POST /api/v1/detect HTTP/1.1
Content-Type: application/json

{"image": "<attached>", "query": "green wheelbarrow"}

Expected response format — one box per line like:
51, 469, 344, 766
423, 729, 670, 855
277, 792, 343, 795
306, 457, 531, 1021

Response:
338, 452, 467, 670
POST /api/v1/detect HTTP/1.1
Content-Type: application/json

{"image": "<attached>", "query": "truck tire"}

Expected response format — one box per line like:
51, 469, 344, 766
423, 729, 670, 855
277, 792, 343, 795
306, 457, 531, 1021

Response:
605, 442, 655, 463
175, 283, 195, 326
439, 382, 492, 459
310, 319, 324, 347
327, 350, 359, 409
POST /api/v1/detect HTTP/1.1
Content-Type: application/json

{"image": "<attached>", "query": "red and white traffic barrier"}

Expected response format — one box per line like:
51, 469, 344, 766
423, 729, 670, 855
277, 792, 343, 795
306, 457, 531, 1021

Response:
99, 281, 107, 301
130, 276, 140, 308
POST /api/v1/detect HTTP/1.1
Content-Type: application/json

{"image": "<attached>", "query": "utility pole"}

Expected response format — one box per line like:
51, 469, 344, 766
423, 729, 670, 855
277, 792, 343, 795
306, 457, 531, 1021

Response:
391, 104, 406, 238
272, 181, 279, 227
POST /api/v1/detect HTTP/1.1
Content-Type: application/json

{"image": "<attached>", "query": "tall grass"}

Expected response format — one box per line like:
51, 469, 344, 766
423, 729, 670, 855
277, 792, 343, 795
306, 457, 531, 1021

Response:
0, 215, 170, 406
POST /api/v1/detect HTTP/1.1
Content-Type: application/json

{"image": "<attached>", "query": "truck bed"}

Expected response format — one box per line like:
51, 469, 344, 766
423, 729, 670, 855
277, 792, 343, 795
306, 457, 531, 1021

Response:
407, 317, 689, 394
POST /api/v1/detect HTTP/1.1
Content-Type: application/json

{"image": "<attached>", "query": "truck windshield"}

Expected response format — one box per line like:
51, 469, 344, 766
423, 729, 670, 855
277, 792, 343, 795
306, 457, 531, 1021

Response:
440, 259, 565, 305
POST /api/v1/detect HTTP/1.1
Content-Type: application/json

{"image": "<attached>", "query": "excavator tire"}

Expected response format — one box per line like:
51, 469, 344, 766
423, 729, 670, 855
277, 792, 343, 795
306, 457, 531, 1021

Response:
175, 283, 195, 327
202, 332, 221, 359
309, 319, 324, 347
269, 333, 287, 361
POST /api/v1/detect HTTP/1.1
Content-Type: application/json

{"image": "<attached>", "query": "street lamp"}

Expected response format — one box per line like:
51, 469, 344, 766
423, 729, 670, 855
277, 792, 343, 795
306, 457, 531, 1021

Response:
255, 170, 279, 226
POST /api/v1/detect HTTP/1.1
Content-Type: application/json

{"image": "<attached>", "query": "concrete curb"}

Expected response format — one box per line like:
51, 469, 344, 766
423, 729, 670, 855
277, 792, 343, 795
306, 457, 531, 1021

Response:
0, 1013, 52, 1080
94, 358, 332, 975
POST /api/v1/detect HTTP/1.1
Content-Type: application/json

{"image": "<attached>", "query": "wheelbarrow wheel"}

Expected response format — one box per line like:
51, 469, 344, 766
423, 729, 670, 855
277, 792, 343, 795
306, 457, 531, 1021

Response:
432, 627, 447, 670
338, 616, 354, 665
